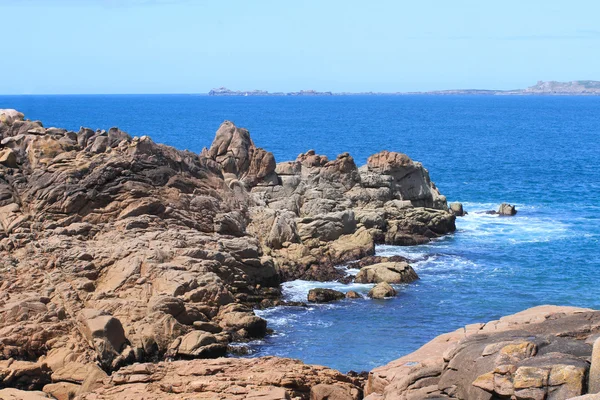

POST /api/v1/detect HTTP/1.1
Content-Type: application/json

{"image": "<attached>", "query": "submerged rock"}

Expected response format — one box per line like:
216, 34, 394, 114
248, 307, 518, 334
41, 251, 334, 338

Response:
308, 288, 346, 303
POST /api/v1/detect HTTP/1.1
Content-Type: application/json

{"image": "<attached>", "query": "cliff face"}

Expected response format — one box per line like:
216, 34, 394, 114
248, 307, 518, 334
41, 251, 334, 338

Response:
0, 109, 455, 399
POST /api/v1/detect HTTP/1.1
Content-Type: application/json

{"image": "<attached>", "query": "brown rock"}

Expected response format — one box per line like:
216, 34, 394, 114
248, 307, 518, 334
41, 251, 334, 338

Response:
311, 383, 361, 400
76, 357, 362, 400
365, 306, 596, 400
0, 389, 51, 399
0, 149, 17, 168
307, 288, 345, 303
176, 331, 226, 358
368, 282, 397, 299
354, 262, 419, 284
590, 337, 600, 393
42, 382, 80, 400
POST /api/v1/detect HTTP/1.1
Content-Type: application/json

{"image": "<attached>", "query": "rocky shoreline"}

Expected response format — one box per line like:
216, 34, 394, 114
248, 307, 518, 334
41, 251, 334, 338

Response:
1, 109, 596, 400
0, 109, 456, 399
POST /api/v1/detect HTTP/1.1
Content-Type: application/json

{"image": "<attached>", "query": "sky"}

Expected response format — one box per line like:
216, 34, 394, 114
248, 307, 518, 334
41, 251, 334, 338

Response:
1, 0, 600, 94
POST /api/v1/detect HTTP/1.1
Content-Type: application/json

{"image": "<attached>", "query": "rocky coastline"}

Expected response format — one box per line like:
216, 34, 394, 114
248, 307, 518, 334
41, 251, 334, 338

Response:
1, 109, 597, 400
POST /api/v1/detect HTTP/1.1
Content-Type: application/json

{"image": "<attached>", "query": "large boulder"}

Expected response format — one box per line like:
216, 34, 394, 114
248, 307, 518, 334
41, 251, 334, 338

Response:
76, 309, 127, 369
307, 288, 345, 303
0, 149, 17, 168
449, 202, 465, 216
215, 303, 267, 338
498, 202, 518, 216
354, 262, 419, 284
175, 331, 227, 358
368, 282, 397, 299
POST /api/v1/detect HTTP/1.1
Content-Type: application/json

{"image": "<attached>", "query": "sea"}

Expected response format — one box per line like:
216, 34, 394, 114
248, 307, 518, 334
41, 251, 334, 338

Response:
2, 94, 599, 372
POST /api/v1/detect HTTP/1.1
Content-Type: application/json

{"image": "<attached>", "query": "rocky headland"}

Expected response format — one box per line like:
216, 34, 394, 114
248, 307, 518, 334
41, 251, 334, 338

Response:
0, 109, 455, 399
2, 109, 596, 400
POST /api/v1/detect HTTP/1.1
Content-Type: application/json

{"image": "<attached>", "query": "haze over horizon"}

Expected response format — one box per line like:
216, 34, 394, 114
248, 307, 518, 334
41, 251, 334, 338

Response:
1, 0, 600, 95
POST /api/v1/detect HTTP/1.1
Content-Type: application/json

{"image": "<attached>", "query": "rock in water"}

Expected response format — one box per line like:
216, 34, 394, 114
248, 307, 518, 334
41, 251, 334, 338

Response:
449, 202, 465, 216
498, 202, 518, 215
354, 262, 419, 284
368, 282, 397, 299
308, 288, 346, 303
345, 290, 362, 299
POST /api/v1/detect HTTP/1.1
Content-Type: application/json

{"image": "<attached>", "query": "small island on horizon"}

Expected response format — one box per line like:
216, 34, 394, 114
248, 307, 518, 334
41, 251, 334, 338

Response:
209, 80, 600, 96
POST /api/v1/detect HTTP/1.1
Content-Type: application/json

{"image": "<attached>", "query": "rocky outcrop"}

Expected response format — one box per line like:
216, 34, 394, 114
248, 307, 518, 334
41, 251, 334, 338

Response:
0, 109, 455, 397
499, 202, 518, 216
364, 306, 600, 400
249, 146, 455, 280
75, 357, 363, 400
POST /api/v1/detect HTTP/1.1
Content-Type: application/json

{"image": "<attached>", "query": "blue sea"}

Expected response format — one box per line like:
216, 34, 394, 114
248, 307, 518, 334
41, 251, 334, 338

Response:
2, 94, 599, 372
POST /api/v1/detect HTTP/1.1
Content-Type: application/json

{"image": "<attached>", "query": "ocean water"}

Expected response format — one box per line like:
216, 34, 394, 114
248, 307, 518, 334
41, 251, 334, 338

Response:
2, 95, 599, 372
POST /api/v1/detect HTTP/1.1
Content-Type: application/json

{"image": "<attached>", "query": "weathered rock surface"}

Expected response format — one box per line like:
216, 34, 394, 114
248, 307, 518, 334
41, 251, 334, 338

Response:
365, 305, 600, 400
75, 357, 363, 400
498, 202, 518, 215
308, 288, 346, 303
368, 282, 397, 299
0, 110, 454, 397
449, 202, 465, 216
355, 262, 419, 284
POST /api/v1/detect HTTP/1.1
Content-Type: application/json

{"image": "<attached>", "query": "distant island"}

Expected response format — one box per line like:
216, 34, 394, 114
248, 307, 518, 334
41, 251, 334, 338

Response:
209, 80, 600, 96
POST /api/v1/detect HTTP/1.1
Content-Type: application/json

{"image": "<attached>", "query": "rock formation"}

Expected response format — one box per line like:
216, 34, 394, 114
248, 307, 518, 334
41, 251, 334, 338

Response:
365, 306, 600, 400
0, 109, 455, 398
498, 203, 518, 216
368, 282, 397, 299
307, 288, 346, 303
354, 262, 419, 284
449, 202, 465, 216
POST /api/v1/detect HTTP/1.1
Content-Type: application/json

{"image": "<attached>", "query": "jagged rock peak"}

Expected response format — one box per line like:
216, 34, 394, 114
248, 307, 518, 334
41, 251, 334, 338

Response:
207, 120, 277, 187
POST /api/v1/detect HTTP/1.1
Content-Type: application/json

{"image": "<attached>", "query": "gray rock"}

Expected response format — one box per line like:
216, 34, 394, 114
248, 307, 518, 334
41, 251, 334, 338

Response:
449, 202, 465, 216
498, 203, 518, 216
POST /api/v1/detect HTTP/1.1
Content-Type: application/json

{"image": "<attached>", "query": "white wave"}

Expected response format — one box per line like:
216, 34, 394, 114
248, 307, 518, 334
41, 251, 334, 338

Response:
454, 202, 570, 244
280, 280, 374, 302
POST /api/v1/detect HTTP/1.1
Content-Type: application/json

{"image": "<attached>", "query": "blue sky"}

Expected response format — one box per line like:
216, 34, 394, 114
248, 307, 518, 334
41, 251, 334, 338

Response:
2, 0, 599, 94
